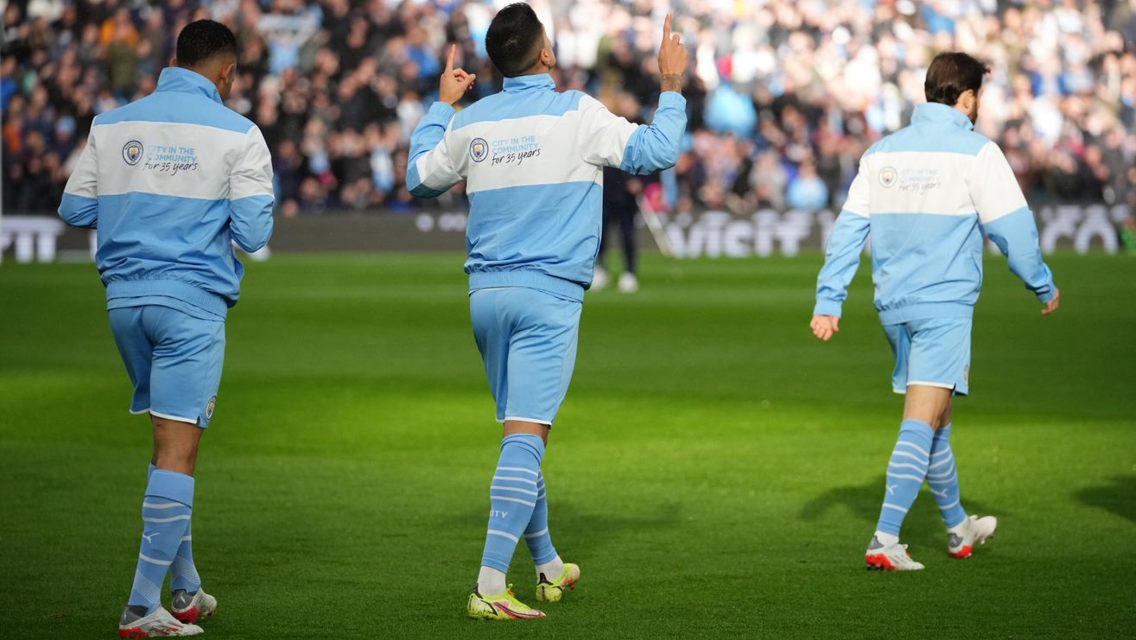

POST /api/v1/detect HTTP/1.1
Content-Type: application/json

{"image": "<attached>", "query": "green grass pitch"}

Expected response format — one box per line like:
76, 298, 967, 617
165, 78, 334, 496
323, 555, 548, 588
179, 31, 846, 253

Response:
1, 253, 1133, 638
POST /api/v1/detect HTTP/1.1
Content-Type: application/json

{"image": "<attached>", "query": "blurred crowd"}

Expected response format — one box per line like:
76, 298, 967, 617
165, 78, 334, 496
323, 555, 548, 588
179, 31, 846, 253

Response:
3, 0, 1135, 217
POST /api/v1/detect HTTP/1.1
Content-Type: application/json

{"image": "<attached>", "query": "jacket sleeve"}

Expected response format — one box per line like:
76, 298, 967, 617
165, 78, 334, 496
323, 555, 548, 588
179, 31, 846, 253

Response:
814, 158, 871, 317
58, 132, 99, 228
407, 102, 465, 198
229, 126, 276, 252
969, 142, 1056, 303
576, 92, 687, 175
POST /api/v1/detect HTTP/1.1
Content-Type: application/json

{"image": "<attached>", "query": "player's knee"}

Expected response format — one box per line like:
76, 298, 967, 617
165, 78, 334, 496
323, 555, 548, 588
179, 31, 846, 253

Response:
937, 405, 953, 429
152, 449, 198, 475
903, 385, 953, 427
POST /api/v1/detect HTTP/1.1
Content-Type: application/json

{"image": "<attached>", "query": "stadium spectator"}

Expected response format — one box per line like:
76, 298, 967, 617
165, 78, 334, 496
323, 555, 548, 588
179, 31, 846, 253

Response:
3, 0, 1135, 216
786, 157, 829, 212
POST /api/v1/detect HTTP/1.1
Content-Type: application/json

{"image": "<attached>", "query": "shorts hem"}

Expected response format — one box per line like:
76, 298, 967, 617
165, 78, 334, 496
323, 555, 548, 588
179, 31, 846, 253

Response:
149, 410, 200, 425
503, 415, 553, 426
129, 408, 150, 415
906, 380, 957, 390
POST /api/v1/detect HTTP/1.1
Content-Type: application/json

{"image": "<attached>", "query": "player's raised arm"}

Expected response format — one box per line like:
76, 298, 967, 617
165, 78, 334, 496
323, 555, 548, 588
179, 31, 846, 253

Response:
968, 142, 1059, 314
576, 14, 689, 174
407, 45, 477, 199
58, 130, 99, 228
229, 125, 275, 252
811, 155, 872, 340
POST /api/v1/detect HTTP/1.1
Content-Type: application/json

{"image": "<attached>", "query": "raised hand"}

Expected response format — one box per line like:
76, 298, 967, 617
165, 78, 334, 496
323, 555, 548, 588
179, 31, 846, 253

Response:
810, 315, 840, 341
439, 44, 477, 106
657, 14, 688, 93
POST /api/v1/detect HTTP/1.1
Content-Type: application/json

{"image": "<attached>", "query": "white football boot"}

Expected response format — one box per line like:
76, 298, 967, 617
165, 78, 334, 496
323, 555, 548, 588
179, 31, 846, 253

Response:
170, 589, 217, 624
118, 606, 203, 637
948, 515, 998, 559
865, 535, 925, 571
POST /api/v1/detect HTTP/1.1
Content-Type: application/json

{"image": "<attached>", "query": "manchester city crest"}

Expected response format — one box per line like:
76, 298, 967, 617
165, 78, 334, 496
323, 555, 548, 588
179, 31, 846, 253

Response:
122, 140, 144, 166
879, 166, 898, 188
205, 395, 217, 420
469, 138, 489, 163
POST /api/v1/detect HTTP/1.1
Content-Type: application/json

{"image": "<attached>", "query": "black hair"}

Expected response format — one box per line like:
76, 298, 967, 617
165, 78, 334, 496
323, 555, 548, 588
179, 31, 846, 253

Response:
176, 19, 237, 68
924, 52, 990, 106
485, 3, 545, 77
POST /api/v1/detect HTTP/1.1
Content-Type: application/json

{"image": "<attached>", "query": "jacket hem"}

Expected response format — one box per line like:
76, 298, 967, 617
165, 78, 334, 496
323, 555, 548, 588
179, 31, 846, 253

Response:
878, 302, 974, 325
106, 280, 230, 319
468, 271, 585, 302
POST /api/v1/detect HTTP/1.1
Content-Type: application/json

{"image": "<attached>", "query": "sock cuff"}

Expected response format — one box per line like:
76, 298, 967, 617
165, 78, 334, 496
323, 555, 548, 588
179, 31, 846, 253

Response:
501, 433, 545, 463
898, 419, 935, 448
933, 423, 953, 446
532, 549, 559, 566
146, 469, 195, 507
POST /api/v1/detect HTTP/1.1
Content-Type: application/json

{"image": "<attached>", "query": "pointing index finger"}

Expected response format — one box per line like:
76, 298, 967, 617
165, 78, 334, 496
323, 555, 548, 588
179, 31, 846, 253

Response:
662, 13, 672, 45
445, 44, 455, 73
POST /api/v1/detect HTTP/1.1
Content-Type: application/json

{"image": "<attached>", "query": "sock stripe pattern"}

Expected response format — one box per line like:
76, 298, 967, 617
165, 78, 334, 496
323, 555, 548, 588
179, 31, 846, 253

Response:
876, 419, 935, 536
171, 521, 201, 593
481, 434, 545, 573
149, 463, 201, 593
927, 424, 967, 528
524, 473, 558, 566
128, 470, 195, 613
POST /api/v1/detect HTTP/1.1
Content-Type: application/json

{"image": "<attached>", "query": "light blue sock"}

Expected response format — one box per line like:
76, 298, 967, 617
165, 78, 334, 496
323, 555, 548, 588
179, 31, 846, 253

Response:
149, 463, 201, 593
524, 472, 558, 566
128, 469, 194, 613
481, 434, 545, 574
927, 424, 968, 528
875, 419, 935, 536
170, 522, 201, 593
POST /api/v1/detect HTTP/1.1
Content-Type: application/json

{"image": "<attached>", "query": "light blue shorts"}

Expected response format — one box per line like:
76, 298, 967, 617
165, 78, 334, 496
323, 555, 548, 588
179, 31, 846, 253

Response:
883, 317, 972, 396
108, 305, 226, 427
470, 287, 583, 425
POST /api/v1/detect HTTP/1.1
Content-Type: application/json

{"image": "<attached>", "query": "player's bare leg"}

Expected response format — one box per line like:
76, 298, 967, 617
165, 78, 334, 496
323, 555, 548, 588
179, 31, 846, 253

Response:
147, 419, 218, 623
866, 385, 955, 570
498, 422, 580, 603
901, 385, 953, 430
120, 418, 209, 637
469, 420, 553, 620
920, 396, 998, 559
151, 416, 203, 475
503, 420, 549, 444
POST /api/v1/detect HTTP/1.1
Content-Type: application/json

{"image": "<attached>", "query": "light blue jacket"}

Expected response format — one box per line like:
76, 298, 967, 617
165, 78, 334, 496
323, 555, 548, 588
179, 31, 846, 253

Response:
58, 67, 275, 320
815, 103, 1056, 325
408, 74, 687, 300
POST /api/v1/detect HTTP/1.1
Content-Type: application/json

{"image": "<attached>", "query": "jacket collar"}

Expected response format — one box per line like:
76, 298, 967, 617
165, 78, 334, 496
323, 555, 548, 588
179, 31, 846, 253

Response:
156, 67, 223, 104
502, 73, 556, 93
911, 102, 975, 131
